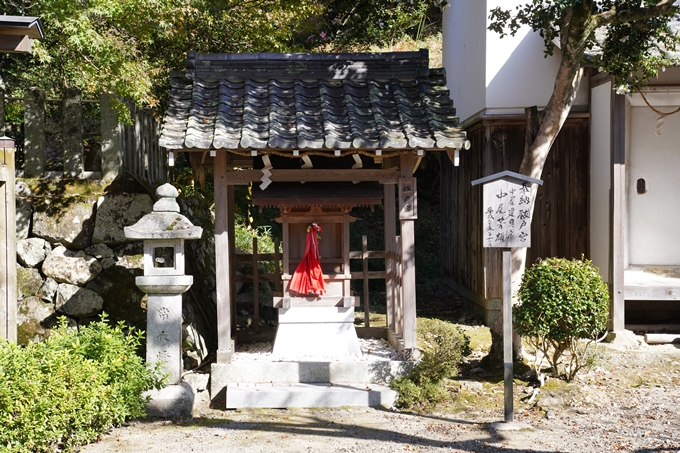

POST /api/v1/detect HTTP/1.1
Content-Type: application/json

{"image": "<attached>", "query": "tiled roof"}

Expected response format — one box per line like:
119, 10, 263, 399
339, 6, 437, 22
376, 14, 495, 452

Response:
159, 50, 468, 154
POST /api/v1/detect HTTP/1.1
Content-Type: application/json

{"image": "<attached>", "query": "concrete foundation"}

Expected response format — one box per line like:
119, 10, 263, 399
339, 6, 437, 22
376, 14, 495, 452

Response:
273, 306, 362, 356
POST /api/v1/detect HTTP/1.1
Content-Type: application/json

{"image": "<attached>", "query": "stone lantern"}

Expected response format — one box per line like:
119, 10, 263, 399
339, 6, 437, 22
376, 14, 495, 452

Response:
124, 183, 202, 384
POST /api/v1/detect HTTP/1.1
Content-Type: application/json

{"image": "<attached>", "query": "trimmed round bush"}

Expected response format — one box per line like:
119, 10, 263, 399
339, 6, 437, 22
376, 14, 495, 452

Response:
515, 256, 609, 380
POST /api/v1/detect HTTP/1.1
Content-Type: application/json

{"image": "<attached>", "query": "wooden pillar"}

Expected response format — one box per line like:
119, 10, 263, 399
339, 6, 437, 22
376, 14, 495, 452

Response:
342, 208, 351, 296
384, 183, 396, 331
62, 87, 83, 178
23, 87, 46, 177
0, 86, 5, 134
610, 93, 626, 332
0, 137, 16, 341
399, 154, 417, 355
100, 93, 123, 182
214, 151, 233, 363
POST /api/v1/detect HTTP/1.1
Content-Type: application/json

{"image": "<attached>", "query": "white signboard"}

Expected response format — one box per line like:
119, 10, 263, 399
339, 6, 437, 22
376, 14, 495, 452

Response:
472, 171, 543, 249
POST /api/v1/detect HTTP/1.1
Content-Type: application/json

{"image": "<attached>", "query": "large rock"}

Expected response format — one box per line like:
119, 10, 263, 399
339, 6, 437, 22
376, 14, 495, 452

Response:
17, 237, 52, 268
17, 296, 55, 345
38, 277, 59, 303
32, 198, 97, 249
92, 193, 153, 244
43, 246, 103, 285
17, 266, 44, 299
15, 197, 33, 240
85, 243, 117, 269
87, 264, 146, 324
56, 283, 104, 317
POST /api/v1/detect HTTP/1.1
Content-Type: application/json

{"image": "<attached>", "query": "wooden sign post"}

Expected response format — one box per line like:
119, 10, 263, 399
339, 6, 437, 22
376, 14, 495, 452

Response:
472, 170, 542, 424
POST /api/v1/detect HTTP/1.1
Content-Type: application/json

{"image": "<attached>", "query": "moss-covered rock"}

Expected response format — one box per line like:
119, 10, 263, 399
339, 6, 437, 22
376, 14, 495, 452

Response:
17, 266, 44, 299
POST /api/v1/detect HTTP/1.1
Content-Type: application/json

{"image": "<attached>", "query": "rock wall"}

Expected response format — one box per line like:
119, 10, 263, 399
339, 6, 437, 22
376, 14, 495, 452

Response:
15, 179, 214, 372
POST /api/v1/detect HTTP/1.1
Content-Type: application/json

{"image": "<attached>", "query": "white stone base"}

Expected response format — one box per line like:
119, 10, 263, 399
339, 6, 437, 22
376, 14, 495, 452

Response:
272, 306, 361, 356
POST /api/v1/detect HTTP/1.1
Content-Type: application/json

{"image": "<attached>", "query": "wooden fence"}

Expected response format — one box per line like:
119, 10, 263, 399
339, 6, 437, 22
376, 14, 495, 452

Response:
1, 88, 166, 188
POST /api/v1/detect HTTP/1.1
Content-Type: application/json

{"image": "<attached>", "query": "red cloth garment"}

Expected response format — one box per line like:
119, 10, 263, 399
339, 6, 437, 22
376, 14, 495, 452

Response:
289, 222, 326, 296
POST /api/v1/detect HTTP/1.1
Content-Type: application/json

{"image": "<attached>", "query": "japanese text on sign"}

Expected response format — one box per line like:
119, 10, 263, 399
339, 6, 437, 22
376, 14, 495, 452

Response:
482, 179, 532, 248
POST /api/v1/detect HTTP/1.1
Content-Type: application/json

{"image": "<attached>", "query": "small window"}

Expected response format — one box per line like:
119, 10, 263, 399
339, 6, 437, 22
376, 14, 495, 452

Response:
637, 178, 647, 195
153, 247, 175, 268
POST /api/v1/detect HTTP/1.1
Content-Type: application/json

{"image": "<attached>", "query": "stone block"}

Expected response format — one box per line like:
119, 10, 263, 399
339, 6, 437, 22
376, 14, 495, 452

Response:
273, 321, 361, 356
93, 193, 153, 244
144, 382, 195, 420
32, 200, 96, 250
55, 283, 104, 317
225, 383, 396, 409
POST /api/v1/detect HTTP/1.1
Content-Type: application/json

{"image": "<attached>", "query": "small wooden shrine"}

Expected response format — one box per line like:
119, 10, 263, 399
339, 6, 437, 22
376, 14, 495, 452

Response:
159, 50, 469, 362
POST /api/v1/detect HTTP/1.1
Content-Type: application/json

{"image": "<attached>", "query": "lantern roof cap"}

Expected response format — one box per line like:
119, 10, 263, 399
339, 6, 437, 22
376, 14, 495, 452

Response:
124, 183, 202, 240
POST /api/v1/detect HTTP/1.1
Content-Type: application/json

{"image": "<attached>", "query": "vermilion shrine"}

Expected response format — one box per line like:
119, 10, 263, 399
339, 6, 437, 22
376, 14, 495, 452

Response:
158, 50, 469, 406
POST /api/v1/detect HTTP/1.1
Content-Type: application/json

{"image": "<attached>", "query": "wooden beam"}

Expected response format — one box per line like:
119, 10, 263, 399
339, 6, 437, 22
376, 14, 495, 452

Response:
214, 151, 233, 363
610, 93, 626, 332
224, 169, 401, 184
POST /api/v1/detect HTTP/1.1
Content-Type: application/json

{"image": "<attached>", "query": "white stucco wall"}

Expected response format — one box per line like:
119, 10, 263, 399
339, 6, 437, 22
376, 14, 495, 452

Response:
590, 82, 612, 280
442, 0, 487, 123
443, 0, 589, 123
627, 102, 680, 265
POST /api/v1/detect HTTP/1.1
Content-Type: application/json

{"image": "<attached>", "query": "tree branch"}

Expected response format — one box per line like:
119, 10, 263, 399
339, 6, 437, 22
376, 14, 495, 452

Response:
595, 0, 679, 26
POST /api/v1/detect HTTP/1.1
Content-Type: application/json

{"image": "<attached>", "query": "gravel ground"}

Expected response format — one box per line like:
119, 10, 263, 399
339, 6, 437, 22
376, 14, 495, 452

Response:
80, 337, 680, 453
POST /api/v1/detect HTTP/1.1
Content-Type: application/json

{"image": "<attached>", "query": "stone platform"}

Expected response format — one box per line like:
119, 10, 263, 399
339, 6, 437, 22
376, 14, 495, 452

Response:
210, 338, 414, 409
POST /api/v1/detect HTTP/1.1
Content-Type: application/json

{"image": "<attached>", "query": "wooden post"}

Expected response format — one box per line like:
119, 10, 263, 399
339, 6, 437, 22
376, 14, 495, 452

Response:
228, 184, 236, 336
100, 93, 123, 182
23, 87, 46, 177
362, 235, 370, 327
384, 184, 396, 331
214, 151, 233, 363
343, 209, 351, 296
0, 137, 16, 341
502, 248, 514, 422
610, 93, 626, 332
274, 237, 281, 293
252, 237, 260, 331
395, 235, 403, 337
62, 87, 83, 178
399, 154, 417, 355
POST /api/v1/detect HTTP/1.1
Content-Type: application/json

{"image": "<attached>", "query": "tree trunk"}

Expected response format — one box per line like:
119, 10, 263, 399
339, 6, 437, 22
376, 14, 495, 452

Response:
482, 27, 586, 369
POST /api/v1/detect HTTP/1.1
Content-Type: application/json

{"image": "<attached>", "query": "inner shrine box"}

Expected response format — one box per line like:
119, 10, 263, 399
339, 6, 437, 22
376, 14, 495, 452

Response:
252, 178, 382, 357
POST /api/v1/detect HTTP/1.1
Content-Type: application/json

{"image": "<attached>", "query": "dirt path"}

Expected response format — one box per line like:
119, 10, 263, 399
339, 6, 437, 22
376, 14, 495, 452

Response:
81, 340, 680, 453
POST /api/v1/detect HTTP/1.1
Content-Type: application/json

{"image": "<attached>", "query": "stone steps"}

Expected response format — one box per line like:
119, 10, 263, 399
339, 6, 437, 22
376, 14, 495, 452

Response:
211, 360, 412, 409
226, 383, 397, 409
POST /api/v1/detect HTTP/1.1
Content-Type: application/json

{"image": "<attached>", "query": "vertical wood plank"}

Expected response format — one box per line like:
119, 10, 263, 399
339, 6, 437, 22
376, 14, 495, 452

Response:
228, 184, 236, 337
252, 237, 259, 332
399, 154, 417, 353
395, 235, 403, 337
282, 211, 290, 278
611, 94, 626, 332
0, 141, 16, 341
214, 151, 232, 363
362, 235, 370, 327
274, 237, 281, 293
342, 211, 351, 296
384, 184, 396, 330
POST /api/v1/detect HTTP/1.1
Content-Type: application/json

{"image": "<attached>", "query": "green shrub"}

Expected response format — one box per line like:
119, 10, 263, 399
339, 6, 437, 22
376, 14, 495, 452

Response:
0, 315, 162, 452
515, 256, 609, 381
391, 318, 471, 410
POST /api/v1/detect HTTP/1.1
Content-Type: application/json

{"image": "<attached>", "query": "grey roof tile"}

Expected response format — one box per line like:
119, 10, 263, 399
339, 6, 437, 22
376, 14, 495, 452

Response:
159, 50, 467, 152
